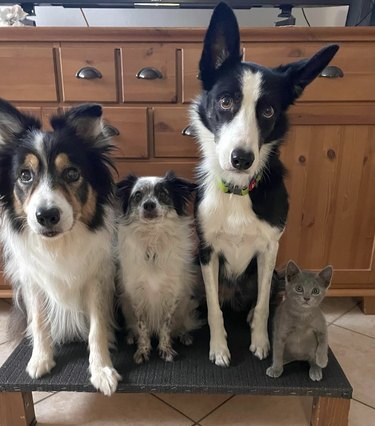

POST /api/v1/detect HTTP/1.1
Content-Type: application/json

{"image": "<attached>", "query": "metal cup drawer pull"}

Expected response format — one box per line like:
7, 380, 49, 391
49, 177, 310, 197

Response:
136, 67, 163, 80
181, 126, 194, 137
104, 124, 120, 137
75, 67, 103, 80
319, 66, 344, 78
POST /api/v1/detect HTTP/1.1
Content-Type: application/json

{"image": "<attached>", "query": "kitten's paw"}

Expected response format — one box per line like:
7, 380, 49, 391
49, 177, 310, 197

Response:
266, 365, 283, 378
179, 333, 193, 346
90, 366, 121, 396
27, 355, 56, 379
209, 339, 231, 367
309, 365, 323, 381
133, 347, 151, 364
250, 331, 270, 360
316, 351, 328, 368
158, 346, 177, 362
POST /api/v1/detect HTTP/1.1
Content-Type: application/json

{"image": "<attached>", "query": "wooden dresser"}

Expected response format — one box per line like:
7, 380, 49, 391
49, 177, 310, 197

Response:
0, 27, 374, 311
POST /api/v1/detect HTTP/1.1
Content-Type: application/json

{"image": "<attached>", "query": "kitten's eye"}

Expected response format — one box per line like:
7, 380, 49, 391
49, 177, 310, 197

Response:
19, 169, 33, 183
63, 167, 80, 183
295, 285, 303, 293
262, 105, 274, 119
312, 288, 320, 295
219, 95, 234, 111
133, 191, 142, 202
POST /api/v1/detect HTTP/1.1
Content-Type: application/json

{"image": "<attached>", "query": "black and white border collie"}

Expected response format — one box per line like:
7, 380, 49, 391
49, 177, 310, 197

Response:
191, 3, 339, 366
116, 172, 200, 364
0, 99, 121, 395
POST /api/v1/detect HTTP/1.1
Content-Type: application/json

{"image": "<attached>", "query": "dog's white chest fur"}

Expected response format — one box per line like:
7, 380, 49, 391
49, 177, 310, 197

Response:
199, 186, 281, 276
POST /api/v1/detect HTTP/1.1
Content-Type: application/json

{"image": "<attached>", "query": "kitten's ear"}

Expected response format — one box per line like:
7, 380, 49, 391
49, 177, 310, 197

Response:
317, 265, 333, 288
286, 260, 301, 283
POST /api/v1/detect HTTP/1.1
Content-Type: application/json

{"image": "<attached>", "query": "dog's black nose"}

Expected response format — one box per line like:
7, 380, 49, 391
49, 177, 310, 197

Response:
36, 208, 60, 227
143, 201, 156, 212
231, 149, 254, 170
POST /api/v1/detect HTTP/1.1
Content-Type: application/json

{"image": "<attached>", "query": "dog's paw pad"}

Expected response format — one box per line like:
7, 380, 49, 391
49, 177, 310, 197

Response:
90, 366, 121, 396
133, 348, 150, 364
179, 333, 193, 346
158, 347, 177, 362
309, 366, 323, 382
26, 357, 55, 379
266, 365, 283, 378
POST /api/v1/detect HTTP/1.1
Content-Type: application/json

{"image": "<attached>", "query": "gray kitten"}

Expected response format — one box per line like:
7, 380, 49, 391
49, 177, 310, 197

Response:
266, 260, 333, 381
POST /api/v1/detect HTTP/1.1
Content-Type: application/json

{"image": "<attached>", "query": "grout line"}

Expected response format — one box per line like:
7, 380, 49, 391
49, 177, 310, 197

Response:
80, 8, 90, 27
328, 302, 359, 326
150, 393, 197, 423
353, 397, 375, 410
34, 391, 58, 406
196, 394, 235, 424
331, 323, 375, 341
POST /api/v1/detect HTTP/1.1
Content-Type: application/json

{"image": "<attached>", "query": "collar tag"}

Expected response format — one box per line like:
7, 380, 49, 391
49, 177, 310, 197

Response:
218, 174, 260, 196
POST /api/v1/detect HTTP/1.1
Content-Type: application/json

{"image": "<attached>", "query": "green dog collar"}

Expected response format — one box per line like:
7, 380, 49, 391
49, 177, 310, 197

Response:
218, 174, 261, 196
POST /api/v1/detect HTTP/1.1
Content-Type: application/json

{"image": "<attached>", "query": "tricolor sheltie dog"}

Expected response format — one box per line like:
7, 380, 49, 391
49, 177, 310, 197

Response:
0, 99, 121, 395
191, 3, 339, 367
116, 172, 200, 363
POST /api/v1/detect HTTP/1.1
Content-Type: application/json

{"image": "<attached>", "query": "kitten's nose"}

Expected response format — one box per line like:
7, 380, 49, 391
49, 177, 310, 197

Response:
304, 297, 310, 302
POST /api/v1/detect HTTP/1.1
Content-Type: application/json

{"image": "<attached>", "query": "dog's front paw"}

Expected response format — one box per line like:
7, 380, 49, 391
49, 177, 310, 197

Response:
309, 365, 323, 382
179, 333, 193, 346
158, 346, 177, 362
209, 338, 231, 367
266, 365, 283, 378
250, 330, 270, 360
316, 350, 328, 368
133, 347, 151, 364
26, 356, 56, 379
90, 366, 121, 396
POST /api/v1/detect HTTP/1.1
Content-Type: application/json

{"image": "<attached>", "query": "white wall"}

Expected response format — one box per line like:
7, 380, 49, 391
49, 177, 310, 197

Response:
26, 5, 348, 27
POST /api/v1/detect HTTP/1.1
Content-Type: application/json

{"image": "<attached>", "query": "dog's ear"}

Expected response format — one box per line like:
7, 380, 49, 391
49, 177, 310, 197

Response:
317, 265, 333, 289
0, 98, 41, 144
285, 260, 302, 285
164, 171, 197, 216
51, 104, 104, 140
199, 2, 242, 90
116, 174, 138, 213
276, 44, 339, 101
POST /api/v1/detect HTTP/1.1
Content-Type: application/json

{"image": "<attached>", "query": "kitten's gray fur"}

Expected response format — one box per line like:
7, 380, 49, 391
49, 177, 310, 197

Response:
266, 260, 333, 381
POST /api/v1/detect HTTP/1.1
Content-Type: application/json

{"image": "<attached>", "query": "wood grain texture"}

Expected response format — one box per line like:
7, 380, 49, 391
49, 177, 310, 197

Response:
311, 396, 350, 426
0, 392, 36, 426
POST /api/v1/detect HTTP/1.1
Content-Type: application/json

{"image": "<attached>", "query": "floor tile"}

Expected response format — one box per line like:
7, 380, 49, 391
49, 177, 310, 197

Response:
328, 325, 375, 408
33, 391, 57, 404
200, 395, 312, 426
155, 393, 232, 422
321, 297, 358, 324
35, 392, 194, 425
0, 299, 11, 344
349, 400, 375, 426
333, 305, 375, 339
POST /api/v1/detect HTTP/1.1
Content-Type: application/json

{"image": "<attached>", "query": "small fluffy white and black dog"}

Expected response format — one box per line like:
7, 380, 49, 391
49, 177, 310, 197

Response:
0, 99, 121, 395
116, 171, 200, 363
192, 3, 339, 367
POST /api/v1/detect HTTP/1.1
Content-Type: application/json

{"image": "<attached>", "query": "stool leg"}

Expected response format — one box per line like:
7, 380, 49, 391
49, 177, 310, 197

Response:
0, 392, 36, 426
311, 396, 350, 426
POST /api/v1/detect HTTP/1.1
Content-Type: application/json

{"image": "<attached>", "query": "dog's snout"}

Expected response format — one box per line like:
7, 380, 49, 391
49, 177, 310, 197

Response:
231, 149, 254, 171
143, 200, 156, 212
36, 207, 61, 227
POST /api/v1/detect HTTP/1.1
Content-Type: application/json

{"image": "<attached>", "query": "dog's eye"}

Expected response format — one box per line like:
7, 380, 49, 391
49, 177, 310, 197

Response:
219, 96, 233, 111
312, 288, 320, 295
159, 190, 169, 203
262, 106, 274, 119
295, 285, 303, 293
19, 169, 33, 183
63, 167, 80, 183
133, 191, 142, 202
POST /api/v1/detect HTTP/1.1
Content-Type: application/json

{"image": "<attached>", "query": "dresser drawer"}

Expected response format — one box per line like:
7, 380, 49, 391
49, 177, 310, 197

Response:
122, 44, 176, 102
243, 42, 375, 102
60, 46, 118, 102
102, 107, 148, 159
154, 107, 198, 158
0, 46, 56, 101
182, 47, 202, 103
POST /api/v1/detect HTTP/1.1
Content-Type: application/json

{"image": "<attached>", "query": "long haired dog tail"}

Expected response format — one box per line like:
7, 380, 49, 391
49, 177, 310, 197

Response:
7, 288, 27, 344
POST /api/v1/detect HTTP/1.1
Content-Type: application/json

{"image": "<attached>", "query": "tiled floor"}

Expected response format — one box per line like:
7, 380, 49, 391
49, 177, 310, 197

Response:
0, 297, 374, 425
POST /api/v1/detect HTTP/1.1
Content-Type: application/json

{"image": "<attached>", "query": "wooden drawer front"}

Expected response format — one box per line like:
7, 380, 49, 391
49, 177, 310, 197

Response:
243, 42, 375, 102
60, 46, 117, 102
154, 107, 198, 158
102, 107, 148, 159
116, 161, 196, 181
122, 45, 176, 102
0, 47, 56, 101
182, 47, 202, 103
